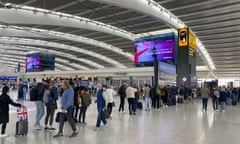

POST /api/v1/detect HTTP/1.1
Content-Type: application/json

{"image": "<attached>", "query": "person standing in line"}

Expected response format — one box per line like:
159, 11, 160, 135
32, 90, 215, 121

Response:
212, 87, 220, 112
44, 80, 58, 130
103, 86, 115, 118
0, 86, 24, 137
54, 80, 78, 137
200, 86, 210, 112
126, 85, 137, 115
33, 80, 47, 130
118, 81, 127, 113
94, 84, 108, 131
219, 87, 227, 112
143, 84, 151, 111
78, 88, 91, 125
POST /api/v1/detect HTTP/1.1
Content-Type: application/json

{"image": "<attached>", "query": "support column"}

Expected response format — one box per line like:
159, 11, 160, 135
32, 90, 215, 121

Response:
177, 28, 196, 87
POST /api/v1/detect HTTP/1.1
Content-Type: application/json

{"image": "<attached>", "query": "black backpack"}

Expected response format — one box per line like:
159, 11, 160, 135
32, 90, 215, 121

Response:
30, 87, 38, 101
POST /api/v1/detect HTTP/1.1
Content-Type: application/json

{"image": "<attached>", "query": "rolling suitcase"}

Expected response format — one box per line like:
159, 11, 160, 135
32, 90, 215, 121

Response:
137, 102, 143, 110
177, 96, 183, 104
232, 95, 237, 105
16, 107, 28, 136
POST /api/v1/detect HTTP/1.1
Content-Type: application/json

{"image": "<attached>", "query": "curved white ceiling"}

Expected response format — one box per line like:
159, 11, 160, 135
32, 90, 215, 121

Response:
0, 44, 104, 69
0, 37, 127, 68
90, 0, 216, 70
0, 1, 215, 73
0, 4, 135, 40
0, 25, 134, 60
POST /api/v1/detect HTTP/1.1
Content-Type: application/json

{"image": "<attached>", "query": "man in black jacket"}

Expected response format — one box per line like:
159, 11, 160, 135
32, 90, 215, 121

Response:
118, 81, 127, 113
33, 80, 48, 130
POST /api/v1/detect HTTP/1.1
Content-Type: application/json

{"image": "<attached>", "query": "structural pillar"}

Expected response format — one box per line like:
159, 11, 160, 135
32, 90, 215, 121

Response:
177, 28, 197, 87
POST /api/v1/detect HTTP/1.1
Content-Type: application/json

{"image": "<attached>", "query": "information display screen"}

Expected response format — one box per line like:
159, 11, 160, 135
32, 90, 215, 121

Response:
26, 56, 40, 70
134, 36, 175, 63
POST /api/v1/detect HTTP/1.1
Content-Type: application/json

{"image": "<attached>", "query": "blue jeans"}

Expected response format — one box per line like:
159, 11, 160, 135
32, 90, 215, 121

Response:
34, 101, 45, 126
96, 108, 107, 128
145, 96, 151, 110
221, 102, 226, 110
202, 98, 208, 111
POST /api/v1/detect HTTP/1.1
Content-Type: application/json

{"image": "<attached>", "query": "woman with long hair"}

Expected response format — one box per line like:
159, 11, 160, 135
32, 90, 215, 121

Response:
54, 80, 78, 138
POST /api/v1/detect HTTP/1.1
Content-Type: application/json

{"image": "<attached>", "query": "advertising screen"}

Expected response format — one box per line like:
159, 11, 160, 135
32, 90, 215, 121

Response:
134, 37, 175, 63
26, 56, 40, 70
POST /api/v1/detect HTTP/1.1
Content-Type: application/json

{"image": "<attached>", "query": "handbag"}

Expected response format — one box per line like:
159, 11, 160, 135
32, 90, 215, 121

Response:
55, 112, 67, 123
112, 101, 115, 107
103, 109, 110, 119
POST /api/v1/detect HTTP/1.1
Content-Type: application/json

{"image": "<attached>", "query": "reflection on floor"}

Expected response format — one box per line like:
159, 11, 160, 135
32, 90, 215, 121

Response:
2, 94, 240, 144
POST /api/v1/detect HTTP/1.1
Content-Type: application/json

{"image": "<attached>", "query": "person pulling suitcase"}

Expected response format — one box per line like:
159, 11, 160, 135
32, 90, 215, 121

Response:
0, 86, 25, 138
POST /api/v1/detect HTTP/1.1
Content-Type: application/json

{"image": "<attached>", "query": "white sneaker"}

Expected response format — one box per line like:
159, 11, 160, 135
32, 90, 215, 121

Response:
33, 125, 42, 130
94, 127, 101, 131
103, 123, 109, 129
0, 134, 8, 138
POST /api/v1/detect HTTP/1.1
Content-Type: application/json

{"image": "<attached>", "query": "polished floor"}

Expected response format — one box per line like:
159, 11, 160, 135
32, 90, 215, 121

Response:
2, 94, 240, 144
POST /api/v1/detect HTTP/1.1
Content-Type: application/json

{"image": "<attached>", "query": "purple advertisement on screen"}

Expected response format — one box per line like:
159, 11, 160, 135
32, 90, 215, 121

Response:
26, 56, 40, 70
134, 38, 175, 63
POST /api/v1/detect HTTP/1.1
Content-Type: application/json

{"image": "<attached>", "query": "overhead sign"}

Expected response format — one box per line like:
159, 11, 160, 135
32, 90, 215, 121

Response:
178, 28, 188, 47
189, 29, 196, 56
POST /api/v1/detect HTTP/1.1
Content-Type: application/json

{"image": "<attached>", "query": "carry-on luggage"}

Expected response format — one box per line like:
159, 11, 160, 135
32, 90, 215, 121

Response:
137, 102, 143, 110
232, 95, 237, 105
16, 107, 28, 136
177, 96, 183, 104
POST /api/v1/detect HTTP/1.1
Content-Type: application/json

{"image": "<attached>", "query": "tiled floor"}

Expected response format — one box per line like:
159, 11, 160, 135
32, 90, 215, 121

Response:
2, 94, 240, 144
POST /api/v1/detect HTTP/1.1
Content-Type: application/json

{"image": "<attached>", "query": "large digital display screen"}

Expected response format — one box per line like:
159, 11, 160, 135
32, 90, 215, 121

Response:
26, 56, 40, 70
134, 37, 175, 63
25, 53, 55, 72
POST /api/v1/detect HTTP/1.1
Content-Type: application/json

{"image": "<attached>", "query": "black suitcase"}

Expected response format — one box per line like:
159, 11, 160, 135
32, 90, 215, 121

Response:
16, 108, 28, 136
232, 95, 237, 105
177, 97, 183, 104
137, 102, 143, 110
16, 120, 28, 136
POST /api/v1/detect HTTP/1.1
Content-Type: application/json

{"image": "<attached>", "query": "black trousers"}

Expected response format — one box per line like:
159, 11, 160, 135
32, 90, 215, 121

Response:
73, 105, 79, 120
79, 106, 87, 123
212, 97, 219, 110
119, 96, 125, 112
1, 123, 7, 134
58, 106, 76, 134
45, 105, 55, 126
152, 96, 160, 108
107, 103, 113, 116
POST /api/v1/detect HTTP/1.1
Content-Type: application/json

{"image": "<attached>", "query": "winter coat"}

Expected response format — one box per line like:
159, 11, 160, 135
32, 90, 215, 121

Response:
0, 94, 21, 123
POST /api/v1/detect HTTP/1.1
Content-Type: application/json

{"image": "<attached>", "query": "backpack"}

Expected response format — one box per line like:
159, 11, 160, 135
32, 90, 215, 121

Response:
42, 89, 52, 104
156, 88, 161, 96
30, 87, 38, 101
81, 93, 91, 106
214, 90, 220, 98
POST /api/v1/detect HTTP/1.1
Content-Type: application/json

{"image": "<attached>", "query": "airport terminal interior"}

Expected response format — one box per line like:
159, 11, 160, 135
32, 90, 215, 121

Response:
0, 0, 240, 144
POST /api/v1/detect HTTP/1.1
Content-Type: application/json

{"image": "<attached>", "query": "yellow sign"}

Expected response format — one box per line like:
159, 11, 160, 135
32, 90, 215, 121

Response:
189, 29, 196, 56
178, 28, 188, 47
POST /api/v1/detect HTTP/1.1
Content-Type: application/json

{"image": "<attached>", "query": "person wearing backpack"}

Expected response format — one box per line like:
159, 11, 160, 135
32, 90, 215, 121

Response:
44, 80, 58, 130
0, 86, 24, 137
78, 88, 91, 125
33, 80, 48, 130
118, 81, 127, 113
